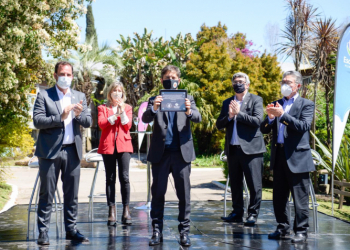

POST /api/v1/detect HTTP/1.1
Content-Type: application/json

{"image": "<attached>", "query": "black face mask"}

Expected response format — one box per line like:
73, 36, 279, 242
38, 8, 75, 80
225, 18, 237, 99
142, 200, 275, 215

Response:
233, 83, 246, 94
162, 79, 179, 90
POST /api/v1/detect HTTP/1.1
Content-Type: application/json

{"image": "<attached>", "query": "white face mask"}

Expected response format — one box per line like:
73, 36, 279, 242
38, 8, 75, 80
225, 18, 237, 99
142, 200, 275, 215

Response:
111, 92, 123, 100
57, 76, 72, 89
281, 84, 293, 97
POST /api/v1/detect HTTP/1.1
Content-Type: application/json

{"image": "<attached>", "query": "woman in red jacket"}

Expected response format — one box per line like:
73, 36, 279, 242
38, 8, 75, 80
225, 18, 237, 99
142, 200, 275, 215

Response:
97, 82, 133, 226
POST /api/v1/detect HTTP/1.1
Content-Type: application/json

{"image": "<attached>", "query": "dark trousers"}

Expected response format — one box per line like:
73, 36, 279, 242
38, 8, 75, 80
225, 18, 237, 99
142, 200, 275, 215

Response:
102, 148, 131, 206
273, 146, 310, 234
37, 144, 80, 233
228, 145, 263, 217
151, 150, 191, 234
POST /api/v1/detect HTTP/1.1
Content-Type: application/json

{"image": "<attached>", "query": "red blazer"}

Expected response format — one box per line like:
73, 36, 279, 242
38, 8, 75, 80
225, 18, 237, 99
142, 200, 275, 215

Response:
97, 104, 133, 154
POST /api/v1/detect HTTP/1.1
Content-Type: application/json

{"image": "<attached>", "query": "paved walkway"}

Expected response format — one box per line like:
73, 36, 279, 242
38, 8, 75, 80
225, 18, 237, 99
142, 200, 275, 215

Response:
5, 155, 225, 205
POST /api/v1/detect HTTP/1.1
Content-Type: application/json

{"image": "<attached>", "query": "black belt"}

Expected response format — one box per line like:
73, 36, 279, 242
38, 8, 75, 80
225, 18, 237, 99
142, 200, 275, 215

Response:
61, 143, 75, 148
276, 143, 284, 148
230, 145, 241, 149
164, 145, 181, 152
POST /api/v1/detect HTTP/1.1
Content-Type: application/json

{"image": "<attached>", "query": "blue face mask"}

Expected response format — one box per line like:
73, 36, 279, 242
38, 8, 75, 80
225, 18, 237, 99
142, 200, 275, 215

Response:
233, 83, 246, 94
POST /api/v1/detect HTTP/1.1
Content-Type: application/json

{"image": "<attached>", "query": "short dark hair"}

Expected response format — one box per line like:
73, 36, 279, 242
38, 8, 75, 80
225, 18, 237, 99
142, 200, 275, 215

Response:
161, 65, 181, 79
55, 61, 73, 74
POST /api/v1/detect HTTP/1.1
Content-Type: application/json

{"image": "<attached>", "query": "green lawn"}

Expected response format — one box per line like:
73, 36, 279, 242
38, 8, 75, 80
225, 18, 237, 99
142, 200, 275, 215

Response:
221, 185, 350, 223
136, 154, 224, 169
192, 155, 224, 168
0, 183, 12, 211
317, 200, 350, 222
262, 188, 350, 222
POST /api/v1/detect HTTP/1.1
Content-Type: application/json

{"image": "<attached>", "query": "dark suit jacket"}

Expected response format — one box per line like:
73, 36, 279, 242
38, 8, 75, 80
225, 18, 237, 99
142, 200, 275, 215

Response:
33, 86, 92, 160
260, 96, 315, 173
216, 92, 266, 155
142, 94, 201, 163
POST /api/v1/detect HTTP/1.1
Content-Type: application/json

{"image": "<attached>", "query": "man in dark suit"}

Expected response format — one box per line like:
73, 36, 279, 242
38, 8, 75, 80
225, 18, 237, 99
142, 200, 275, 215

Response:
33, 61, 92, 245
217, 72, 266, 226
142, 65, 201, 247
260, 70, 315, 243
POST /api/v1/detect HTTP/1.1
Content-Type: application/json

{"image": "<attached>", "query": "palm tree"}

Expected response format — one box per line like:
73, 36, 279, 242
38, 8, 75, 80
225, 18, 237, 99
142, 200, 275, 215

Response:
278, 0, 318, 71
310, 18, 338, 147
70, 38, 122, 153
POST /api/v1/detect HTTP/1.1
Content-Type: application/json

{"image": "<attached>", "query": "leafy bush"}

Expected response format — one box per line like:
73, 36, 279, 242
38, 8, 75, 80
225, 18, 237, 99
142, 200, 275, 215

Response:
312, 132, 350, 182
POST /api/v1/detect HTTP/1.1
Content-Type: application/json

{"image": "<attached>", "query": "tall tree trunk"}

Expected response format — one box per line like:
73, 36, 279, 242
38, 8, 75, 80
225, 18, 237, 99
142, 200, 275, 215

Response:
325, 84, 331, 146
312, 81, 318, 192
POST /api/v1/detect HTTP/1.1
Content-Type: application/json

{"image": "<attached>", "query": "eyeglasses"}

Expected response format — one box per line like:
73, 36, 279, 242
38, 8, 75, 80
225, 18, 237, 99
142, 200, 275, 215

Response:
280, 80, 294, 85
233, 81, 246, 85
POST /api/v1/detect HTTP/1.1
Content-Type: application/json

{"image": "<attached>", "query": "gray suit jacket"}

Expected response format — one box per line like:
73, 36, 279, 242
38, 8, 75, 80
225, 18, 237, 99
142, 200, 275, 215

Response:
260, 97, 315, 173
216, 92, 266, 155
33, 86, 92, 160
142, 94, 202, 163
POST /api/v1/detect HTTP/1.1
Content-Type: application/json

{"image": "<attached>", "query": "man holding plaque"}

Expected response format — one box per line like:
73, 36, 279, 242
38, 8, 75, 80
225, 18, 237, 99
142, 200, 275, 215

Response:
216, 72, 265, 226
142, 65, 201, 247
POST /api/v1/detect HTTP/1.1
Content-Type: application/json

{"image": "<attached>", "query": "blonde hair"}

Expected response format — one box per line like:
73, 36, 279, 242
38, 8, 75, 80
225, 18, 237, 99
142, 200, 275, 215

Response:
106, 82, 127, 107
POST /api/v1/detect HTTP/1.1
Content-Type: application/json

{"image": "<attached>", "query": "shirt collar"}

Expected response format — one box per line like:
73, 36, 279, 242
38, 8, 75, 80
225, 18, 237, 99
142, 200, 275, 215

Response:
283, 92, 299, 103
55, 85, 71, 97
234, 92, 247, 102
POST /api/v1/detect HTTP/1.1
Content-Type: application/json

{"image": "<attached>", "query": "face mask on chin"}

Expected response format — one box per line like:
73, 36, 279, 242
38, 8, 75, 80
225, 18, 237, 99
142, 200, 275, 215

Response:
57, 76, 72, 89
281, 84, 293, 97
233, 83, 246, 94
162, 79, 179, 90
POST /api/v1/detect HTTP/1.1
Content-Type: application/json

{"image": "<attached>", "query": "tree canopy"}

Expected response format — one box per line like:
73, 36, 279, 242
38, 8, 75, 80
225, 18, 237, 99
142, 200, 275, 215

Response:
85, 4, 98, 48
0, 0, 91, 158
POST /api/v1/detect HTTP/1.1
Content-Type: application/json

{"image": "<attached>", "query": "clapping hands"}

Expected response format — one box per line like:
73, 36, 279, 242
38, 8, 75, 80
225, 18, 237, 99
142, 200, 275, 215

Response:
228, 100, 240, 119
266, 102, 284, 119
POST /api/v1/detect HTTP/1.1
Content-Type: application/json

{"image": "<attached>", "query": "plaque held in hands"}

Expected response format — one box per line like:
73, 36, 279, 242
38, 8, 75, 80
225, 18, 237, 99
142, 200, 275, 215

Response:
160, 89, 187, 112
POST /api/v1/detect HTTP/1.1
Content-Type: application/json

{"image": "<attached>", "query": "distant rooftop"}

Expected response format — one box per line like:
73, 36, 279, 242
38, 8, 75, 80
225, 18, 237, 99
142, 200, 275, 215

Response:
279, 62, 313, 72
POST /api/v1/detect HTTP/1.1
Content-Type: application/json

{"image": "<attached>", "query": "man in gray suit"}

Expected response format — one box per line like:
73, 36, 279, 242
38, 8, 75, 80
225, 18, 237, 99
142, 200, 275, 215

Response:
33, 61, 92, 245
217, 72, 265, 226
142, 65, 201, 247
260, 71, 315, 243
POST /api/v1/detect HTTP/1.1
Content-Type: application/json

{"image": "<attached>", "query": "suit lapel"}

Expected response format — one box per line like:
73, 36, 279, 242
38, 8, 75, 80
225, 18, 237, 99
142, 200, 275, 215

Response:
48, 86, 62, 114
276, 99, 284, 135
240, 92, 251, 111
288, 96, 302, 117
163, 111, 168, 127
70, 89, 78, 105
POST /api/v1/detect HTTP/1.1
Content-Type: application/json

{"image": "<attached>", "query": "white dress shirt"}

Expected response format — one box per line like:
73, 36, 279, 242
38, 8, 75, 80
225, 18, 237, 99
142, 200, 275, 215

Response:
229, 94, 246, 145
56, 86, 74, 145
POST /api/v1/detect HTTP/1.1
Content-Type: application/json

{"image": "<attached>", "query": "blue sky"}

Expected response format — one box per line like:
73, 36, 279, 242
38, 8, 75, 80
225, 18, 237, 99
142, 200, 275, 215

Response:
76, 0, 350, 58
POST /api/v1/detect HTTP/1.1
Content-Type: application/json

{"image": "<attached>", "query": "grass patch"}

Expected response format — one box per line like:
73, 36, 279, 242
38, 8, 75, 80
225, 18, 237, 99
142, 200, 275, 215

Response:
317, 200, 350, 222
219, 184, 350, 222
262, 188, 273, 200
192, 155, 224, 168
0, 182, 12, 211
135, 155, 224, 169
218, 182, 273, 200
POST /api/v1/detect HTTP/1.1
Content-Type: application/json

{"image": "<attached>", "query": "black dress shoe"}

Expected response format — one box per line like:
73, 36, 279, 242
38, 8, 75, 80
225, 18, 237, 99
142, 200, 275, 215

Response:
244, 214, 257, 226
291, 233, 308, 243
149, 231, 163, 246
268, 230, 291, 240
180, 233, 191, 247
221, 212, 243, 222
37, 231, 50, 245
66, 229, 89, 242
